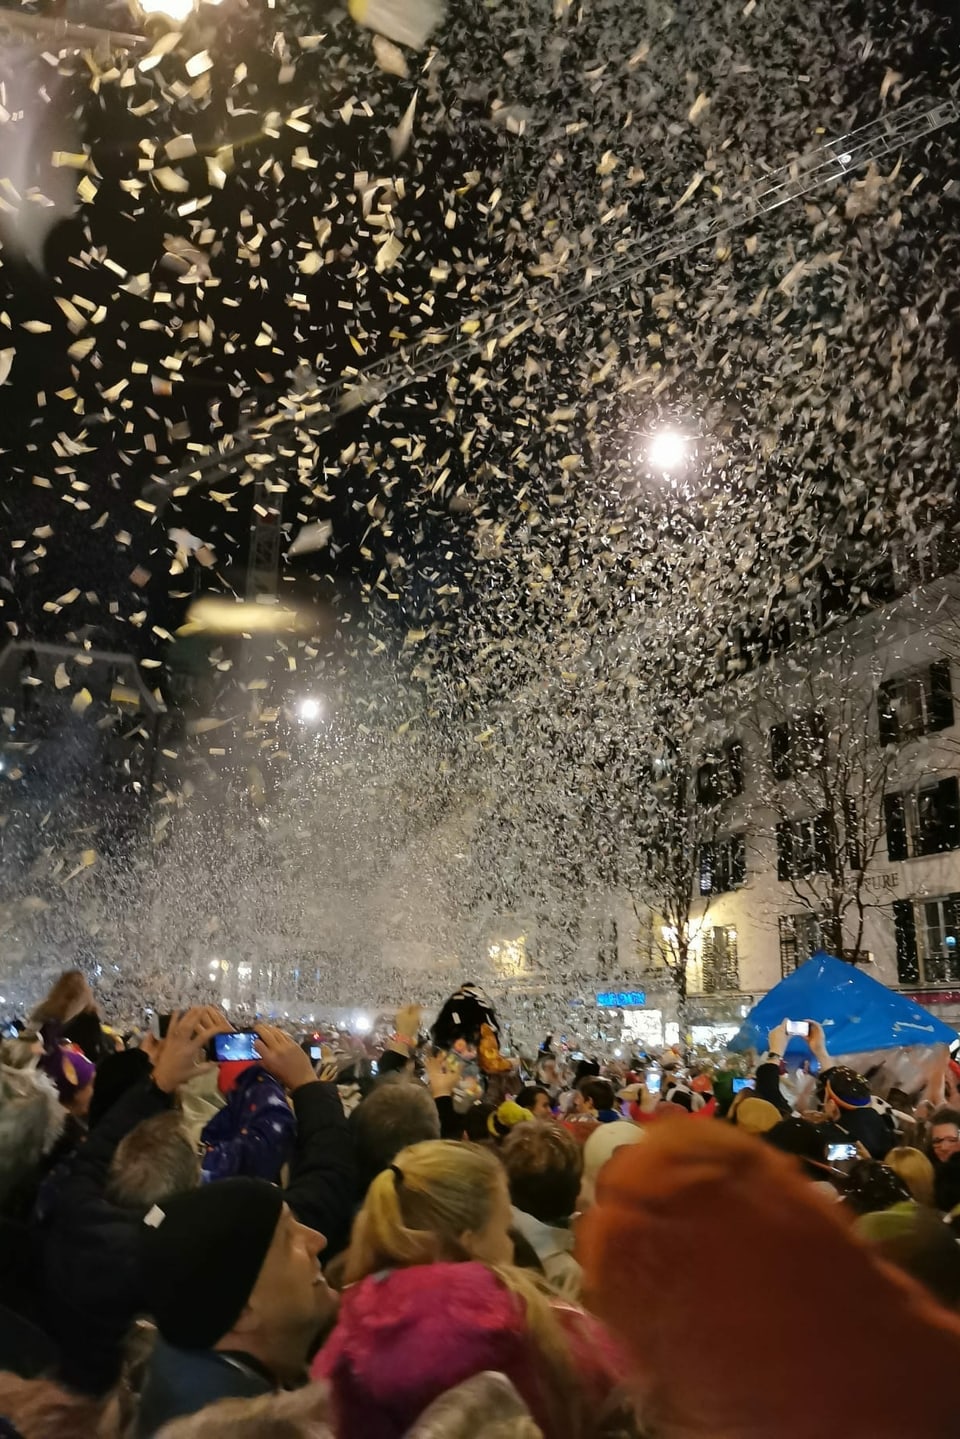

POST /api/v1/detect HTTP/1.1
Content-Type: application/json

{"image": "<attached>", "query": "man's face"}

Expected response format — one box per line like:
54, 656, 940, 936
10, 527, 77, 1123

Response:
531, 1091, 552, 1121
931, 1123, 960, 1163
249, 1205, 337, 1337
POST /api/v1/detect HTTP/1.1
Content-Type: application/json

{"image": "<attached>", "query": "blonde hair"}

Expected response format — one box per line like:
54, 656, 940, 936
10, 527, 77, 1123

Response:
344, 1142, 612, 1437
30, 969, 90, 1026
344, 1139, 505, 1284
885, 1146, 936, 1208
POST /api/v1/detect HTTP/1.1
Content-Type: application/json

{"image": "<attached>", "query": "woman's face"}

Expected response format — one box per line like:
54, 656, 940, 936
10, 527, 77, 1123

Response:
461, 1174, 515, 1268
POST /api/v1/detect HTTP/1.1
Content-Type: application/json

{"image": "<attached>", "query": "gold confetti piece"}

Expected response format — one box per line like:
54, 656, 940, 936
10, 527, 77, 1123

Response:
55, 299, 86, 333
165, 134, 197, 161
51, 152, 89, 169
22, 321, 52, 334
298, 250, 322, 274
288, 520, 333, 556
372, 33, 408, 76
688, 92, 710, 124
188, 717, 231, 734
185, 50, 213, 78
672, 172, 705, 210
138, 30, 182, 70
71, 688, 92, 714
390, 92, 418, 159
0, 349, 13, 386
68, 337, 96, 361
153, 167, 190, 193
54, 664, 69, 689
375, 233, 404, 274
57, 588, 80, 604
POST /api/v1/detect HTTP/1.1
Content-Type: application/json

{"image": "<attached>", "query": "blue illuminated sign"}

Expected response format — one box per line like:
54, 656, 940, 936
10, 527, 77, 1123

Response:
596, 990, 646, 1009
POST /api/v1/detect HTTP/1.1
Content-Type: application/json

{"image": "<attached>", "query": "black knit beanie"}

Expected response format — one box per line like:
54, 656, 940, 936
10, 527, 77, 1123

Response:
141, 1177, 284, 1349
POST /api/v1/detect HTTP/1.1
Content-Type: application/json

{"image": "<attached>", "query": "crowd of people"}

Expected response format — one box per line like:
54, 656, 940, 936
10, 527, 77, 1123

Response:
3, 972, 960, 1437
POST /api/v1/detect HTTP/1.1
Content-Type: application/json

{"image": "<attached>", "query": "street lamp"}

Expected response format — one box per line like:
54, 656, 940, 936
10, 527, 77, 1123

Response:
647, 430, 690, 473
138, 0, 197, 19
296, 697, 323, 724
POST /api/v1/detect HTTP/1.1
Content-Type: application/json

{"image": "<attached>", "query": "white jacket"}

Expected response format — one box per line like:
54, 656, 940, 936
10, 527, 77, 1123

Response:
511, 1205, 582, 1301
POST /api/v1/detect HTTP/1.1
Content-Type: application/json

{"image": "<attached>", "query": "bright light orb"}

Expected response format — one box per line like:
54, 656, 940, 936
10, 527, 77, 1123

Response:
297, 697, 322, 723
352, 1013, 372, 1035
139, 0, 196, 20
647, 430, 689, 472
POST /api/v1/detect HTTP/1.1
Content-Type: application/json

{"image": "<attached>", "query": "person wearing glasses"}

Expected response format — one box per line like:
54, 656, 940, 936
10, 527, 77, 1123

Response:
928, 1107, 960, 1213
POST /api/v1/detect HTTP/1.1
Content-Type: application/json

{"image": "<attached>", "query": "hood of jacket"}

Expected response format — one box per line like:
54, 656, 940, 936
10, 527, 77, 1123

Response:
312, 1262, 551, 1439
0, 1063, 64, 1198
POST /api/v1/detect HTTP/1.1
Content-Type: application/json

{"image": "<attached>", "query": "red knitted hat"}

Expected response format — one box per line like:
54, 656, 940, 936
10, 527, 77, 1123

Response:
579, 1118, 960, 1439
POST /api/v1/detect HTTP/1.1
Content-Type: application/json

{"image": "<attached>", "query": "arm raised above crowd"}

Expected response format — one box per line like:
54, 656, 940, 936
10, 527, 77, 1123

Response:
255, 1024, 358, 1256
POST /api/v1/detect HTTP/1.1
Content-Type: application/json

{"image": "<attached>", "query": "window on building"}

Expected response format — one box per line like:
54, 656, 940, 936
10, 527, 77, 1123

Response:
695, 741, 745, 806
893, 896, 960, 986
769, 710, 826, 781
698, 835, 746, 896
700, 926, 739, 992
778, 913, 825, 977
877, 662, 954, 746
776, 813, 834, 881
884, 778, 960, 861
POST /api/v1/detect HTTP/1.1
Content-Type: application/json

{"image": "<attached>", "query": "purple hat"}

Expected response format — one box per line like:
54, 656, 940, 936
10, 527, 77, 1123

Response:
39, 1044, 96, 1104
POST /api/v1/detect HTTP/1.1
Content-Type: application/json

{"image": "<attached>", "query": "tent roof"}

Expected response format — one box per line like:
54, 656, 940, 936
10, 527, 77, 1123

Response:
730, 951, 956, 1055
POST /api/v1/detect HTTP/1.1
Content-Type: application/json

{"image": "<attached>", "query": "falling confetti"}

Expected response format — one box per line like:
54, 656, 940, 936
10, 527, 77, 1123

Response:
0, 0, 955, 1029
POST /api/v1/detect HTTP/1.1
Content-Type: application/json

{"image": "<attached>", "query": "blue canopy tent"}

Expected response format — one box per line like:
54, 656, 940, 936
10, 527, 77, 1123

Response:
730, 951, 956, 1057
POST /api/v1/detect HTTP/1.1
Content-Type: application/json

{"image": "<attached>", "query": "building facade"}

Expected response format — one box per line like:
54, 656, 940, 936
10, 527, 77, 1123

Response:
672, 573, 960, 1038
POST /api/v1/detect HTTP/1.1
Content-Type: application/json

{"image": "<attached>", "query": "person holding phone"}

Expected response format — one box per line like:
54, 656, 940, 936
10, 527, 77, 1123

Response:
818, 1067, 895, 1161
200, 1034, 296, 1187
756, 1019, 833, 1118
252, 1025, 358, 1258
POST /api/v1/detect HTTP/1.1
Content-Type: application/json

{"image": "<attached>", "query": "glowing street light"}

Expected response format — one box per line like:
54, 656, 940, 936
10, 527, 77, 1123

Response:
297, 697, 323, 724
136, 0, 223, 28
647, 430, 690, 473
138, 0, 197, 19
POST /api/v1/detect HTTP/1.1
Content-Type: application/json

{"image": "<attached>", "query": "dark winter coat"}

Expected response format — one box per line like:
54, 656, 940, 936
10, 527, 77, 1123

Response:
200, 1065, 295, 1184
754, 1061, 792, 1117
136, 1339, 274, 1437
820, 1107, 895, 1161
39, 1076, 172, 1395
282, 1080, 357, 1257
934, 1152, 960, 1214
